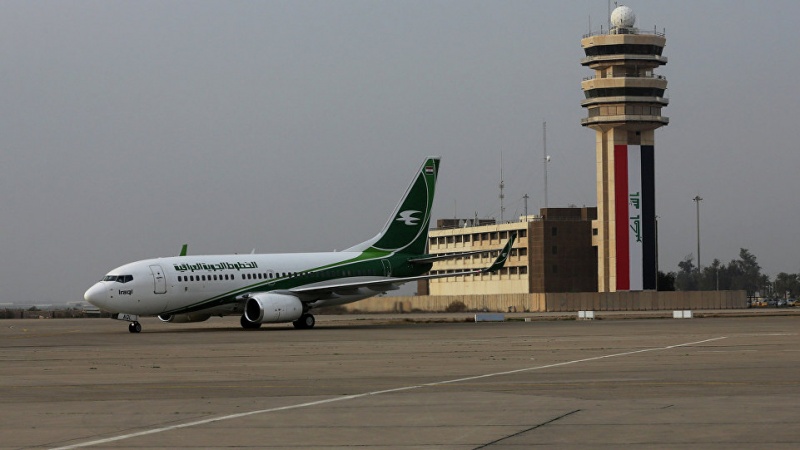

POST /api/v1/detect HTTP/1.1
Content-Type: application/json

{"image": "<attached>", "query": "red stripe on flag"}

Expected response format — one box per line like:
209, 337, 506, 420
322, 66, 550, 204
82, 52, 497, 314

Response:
614, 145, 630, 291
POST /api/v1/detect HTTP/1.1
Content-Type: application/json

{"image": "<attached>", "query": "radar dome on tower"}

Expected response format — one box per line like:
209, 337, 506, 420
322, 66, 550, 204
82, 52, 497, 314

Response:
611, 5, 636, 29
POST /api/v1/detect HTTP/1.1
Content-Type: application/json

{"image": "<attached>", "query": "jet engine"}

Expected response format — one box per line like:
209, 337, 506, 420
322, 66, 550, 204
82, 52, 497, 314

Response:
158, 312, 212, 323
244, 293, 304, 324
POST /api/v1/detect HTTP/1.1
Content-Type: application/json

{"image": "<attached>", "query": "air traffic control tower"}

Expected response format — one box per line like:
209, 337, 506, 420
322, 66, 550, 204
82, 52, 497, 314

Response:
581, 6, 668, 292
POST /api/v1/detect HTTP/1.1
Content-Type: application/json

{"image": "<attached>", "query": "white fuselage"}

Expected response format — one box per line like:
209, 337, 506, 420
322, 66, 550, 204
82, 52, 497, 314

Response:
84, 251, 384, 316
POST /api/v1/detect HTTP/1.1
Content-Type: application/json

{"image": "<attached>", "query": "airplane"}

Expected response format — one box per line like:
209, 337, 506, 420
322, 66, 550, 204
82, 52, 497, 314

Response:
84, 157, 516, 333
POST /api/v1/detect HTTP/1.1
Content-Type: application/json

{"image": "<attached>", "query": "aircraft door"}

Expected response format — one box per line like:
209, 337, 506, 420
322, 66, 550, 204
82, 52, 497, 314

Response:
381, 259, 392, 277
149, 265, 167, 294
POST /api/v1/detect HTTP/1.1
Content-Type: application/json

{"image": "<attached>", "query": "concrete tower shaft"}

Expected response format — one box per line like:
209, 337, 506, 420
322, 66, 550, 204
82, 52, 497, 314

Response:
581, 10, 668, 292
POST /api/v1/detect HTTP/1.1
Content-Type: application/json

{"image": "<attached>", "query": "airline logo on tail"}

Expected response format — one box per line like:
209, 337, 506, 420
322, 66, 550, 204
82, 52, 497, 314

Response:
396, 210, 421, 226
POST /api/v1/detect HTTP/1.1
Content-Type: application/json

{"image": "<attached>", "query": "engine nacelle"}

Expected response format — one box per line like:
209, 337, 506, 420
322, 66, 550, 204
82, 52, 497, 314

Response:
244, 293, 304, 324
158, 312, 212, 323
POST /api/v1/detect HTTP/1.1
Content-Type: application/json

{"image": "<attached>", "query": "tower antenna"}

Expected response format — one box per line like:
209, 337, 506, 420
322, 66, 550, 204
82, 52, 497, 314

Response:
499, 151, 505, 222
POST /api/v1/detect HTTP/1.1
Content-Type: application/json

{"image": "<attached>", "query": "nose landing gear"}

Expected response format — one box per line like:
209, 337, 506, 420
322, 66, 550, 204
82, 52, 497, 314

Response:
112, 314, 142, 333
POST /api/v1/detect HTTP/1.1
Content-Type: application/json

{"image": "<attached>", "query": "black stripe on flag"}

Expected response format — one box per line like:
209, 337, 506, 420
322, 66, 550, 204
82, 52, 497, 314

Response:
641, 145, 657, 290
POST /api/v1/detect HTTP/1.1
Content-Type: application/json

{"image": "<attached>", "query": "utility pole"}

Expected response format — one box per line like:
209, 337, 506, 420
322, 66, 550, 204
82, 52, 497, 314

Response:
693, 195, 703, 271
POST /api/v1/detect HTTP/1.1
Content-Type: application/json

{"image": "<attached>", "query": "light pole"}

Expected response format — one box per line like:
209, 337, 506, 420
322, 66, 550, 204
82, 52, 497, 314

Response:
693, 195, 703, 271
543, 122, 551, 209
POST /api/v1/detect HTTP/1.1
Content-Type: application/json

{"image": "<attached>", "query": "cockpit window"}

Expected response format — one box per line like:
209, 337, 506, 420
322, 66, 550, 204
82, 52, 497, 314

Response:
103, 275, 133, 283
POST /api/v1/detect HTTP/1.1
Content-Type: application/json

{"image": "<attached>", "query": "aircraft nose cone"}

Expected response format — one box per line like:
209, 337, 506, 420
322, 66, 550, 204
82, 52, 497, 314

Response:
84, 283, 108, 308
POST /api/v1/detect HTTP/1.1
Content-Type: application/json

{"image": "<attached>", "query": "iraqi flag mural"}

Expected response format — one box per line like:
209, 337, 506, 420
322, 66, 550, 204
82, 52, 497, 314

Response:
614, 145, 657, 291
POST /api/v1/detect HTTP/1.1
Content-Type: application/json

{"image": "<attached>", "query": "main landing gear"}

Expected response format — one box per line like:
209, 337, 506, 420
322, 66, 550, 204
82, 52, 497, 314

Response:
238, 313, 316, 330
128, 321, 142, 333
293, 313, 316, 329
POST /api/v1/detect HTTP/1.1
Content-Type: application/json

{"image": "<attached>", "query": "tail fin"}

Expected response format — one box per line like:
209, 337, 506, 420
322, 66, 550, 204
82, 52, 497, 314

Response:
345, 157, 440, 255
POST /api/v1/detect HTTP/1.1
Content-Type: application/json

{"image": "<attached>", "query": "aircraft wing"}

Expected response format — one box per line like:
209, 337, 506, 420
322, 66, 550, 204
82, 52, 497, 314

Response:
289, 233, 516, 296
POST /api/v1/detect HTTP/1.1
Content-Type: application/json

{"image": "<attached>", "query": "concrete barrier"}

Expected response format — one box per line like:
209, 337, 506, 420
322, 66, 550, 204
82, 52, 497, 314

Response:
474, 313, 505, 322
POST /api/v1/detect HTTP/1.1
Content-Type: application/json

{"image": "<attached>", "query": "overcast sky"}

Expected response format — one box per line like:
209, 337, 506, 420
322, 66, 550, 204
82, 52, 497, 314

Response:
3, 1, 800, 305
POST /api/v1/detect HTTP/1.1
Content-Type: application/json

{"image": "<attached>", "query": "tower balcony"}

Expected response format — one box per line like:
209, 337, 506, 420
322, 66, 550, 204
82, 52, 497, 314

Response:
581, 96, 669, 108
580, 114, 669, 130
581, 76, 667, 96
581, 54, 667, 68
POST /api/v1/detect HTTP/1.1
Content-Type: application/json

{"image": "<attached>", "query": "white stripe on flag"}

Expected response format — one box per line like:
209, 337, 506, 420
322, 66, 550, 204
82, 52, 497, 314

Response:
628, 146, 643, 291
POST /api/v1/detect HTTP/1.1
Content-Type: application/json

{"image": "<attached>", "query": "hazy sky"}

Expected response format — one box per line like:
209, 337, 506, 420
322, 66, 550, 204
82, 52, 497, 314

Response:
3, 1, 800, 304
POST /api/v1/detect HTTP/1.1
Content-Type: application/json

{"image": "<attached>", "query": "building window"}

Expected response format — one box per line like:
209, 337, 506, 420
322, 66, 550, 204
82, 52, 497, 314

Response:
552, 265, 558, 274
552, 245, 558, 255
593, 228, 599, 236
551, 227, 558, 236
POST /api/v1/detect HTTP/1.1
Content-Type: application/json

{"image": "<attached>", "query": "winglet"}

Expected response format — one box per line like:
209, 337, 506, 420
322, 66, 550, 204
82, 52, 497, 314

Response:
179, 244, 188, 257
483, 232, 517, 273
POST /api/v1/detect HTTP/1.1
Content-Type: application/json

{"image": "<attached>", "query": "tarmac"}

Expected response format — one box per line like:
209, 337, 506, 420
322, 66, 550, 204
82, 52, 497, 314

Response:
1, 311, 798, 449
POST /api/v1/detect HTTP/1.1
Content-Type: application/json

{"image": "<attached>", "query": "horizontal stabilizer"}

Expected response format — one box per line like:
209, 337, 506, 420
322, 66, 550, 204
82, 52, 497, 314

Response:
408, 248, 494, 264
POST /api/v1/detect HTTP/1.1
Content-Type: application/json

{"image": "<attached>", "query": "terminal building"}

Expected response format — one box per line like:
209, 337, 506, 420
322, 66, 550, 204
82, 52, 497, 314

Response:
418, 208, 597, 296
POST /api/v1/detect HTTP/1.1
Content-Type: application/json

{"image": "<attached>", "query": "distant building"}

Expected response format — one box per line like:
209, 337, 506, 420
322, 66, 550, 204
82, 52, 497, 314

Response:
418, 207, 597, 296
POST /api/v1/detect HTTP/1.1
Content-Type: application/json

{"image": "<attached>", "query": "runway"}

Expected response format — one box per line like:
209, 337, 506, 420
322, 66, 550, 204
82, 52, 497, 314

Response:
1, 314, 798, 449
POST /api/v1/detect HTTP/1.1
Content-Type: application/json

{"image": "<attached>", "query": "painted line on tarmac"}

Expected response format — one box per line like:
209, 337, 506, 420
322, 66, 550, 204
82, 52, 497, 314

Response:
50, 336, 726, 450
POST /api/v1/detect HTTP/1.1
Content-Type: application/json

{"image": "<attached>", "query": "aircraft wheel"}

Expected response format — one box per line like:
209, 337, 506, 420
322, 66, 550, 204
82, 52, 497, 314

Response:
240, 314, 261, 330
129, 322, 142, 333
293, 313, 315, 329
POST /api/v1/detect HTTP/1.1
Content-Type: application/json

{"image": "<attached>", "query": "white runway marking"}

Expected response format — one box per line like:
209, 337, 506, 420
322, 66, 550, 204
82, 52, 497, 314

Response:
51, 336, 726, 449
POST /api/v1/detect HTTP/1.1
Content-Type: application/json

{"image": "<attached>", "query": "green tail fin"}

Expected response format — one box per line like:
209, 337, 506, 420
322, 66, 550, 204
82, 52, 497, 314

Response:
345, 157, 440, 255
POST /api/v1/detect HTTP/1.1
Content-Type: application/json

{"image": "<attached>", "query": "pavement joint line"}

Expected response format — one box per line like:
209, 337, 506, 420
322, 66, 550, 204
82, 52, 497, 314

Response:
49, 336, 727, 450
472, 409, 582, 449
